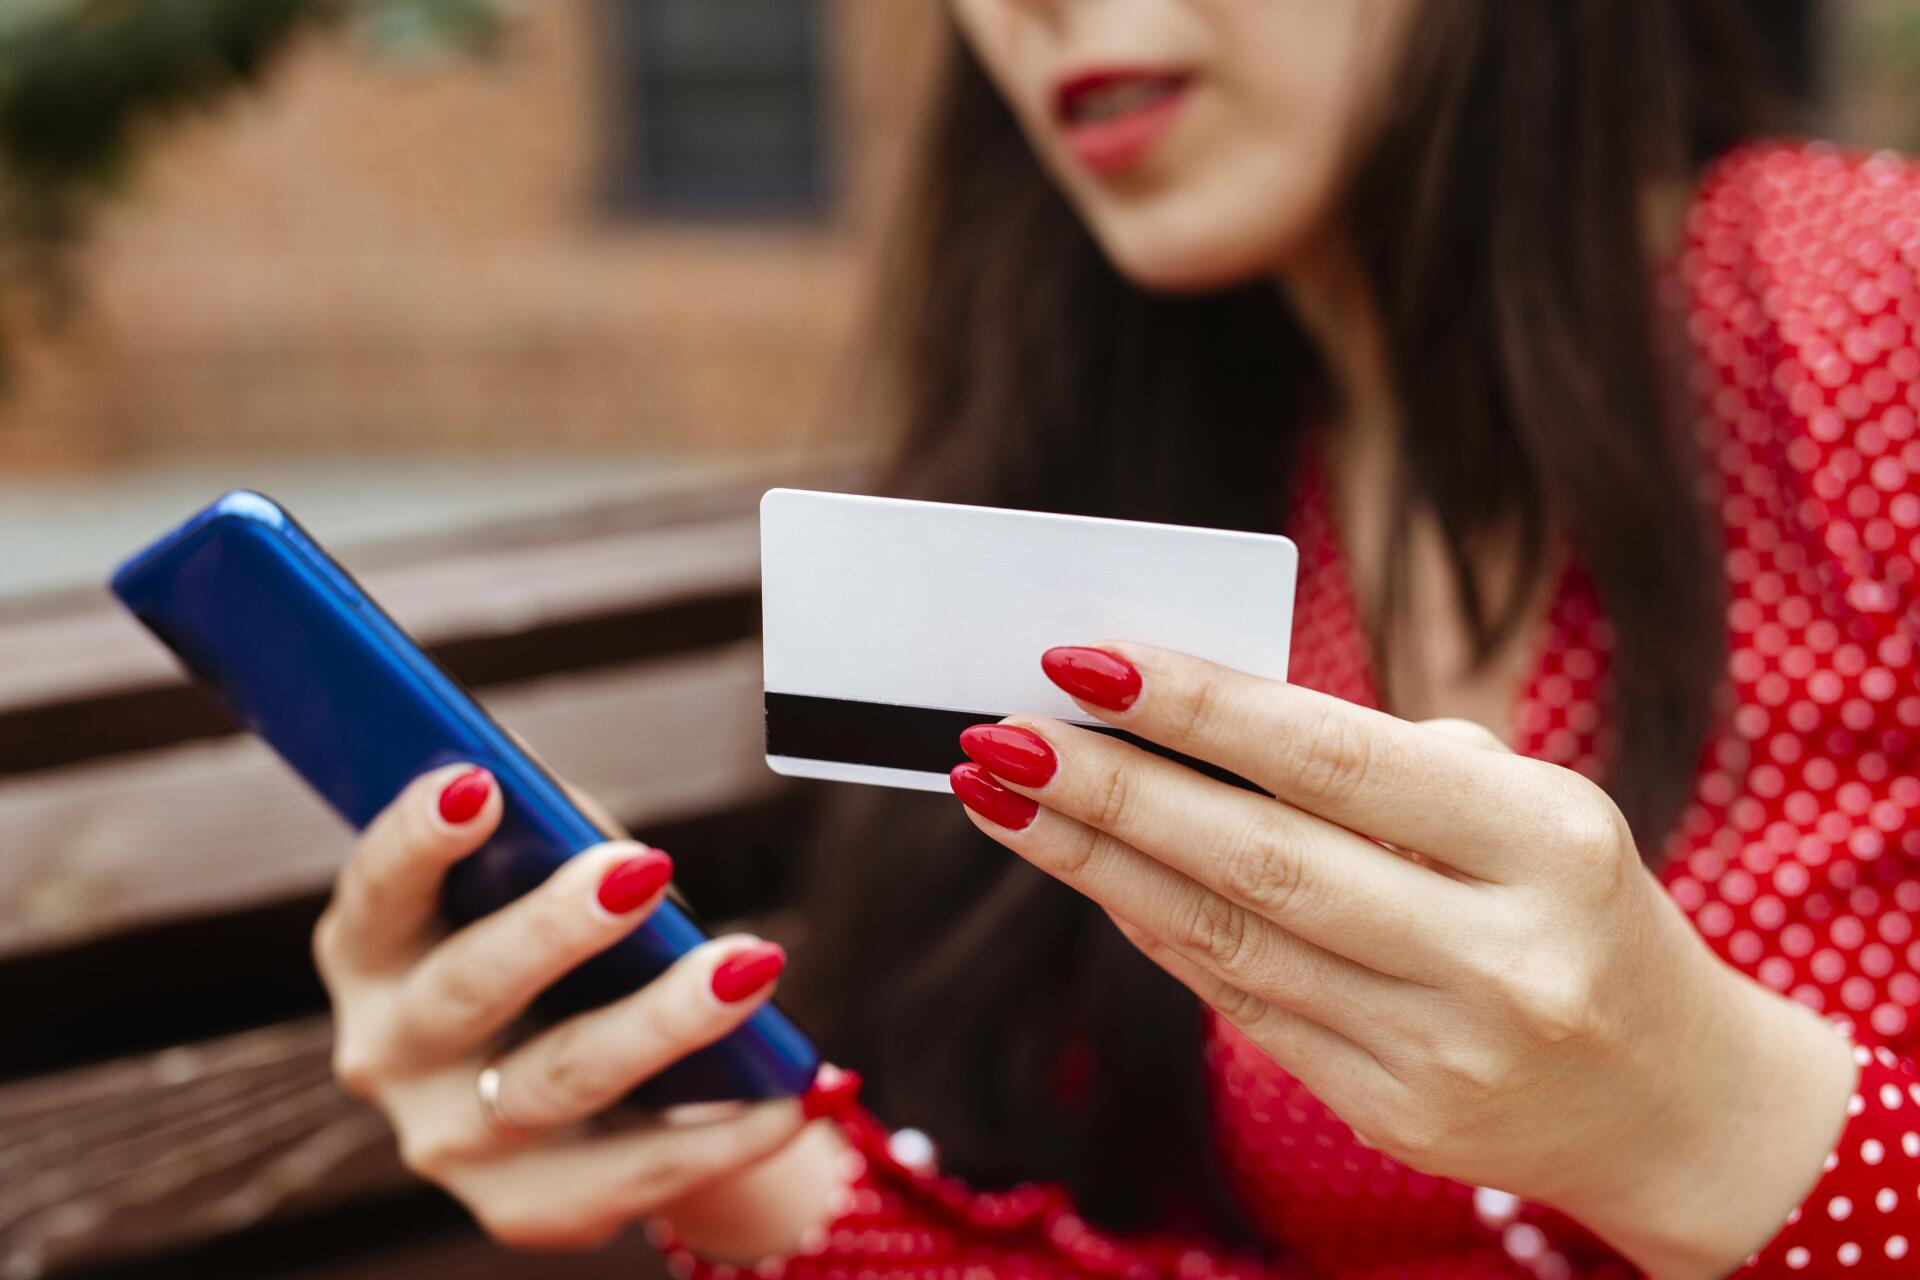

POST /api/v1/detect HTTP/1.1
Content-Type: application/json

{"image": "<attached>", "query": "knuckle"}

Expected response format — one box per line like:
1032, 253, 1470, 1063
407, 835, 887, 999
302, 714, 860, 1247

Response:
1220, 825, 1305, 918
343, 845, 411, 931
1345, 1118, 1386, 1153
1182, 892, 1257, 977
1504, 965, 1597, 1044
474, 1205, 557, 1251
1430, 1036, 1512, 1100
340, 869, 390, 936
1380, 1105, 1452, 1168
1208, 979, 1270, 1032
525, 891, 591, 961
621, 1153, 686, 1208
559, 1217, 623, 1251
396, 1124, 467, 1182
1543, 775, 1629, 861
360, 775, 446, 866
505, 1216, 618, 1253
1050, 823, 1109, 882
665, 992, 718, 1052
1171, 672, 1222, 742
527, 1027, 606, 1117
636, 970, 711, 1049
1288, 707, 1374, 809
474, 1213, 524, 1248
1089, 759, 1133, 830
1457, 928, 1521, 991
419, 964, 499, 1048
311, 909, 344, 973
330, 1035, 383, 1098
1340, 1092, 1412, 1156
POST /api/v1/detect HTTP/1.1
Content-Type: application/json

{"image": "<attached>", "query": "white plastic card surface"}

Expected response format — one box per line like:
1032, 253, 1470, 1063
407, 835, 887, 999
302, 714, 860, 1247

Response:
760, 488, 1298, 792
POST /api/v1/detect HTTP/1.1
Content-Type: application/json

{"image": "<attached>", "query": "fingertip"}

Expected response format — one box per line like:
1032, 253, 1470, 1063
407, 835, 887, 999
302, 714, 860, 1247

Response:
592, 845, 674, 919
1040, 645, 1141, 713
359, 765, 498, 890
949, 762, 1040, 831
959, 721, 1058, 789
435, 765, 496, 828
414, 760, 482, 794
710, 939, 786, 1005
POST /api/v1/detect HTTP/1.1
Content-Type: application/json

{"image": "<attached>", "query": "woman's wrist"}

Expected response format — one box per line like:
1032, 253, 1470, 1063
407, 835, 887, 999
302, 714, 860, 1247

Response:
656, 1120, 850, 1265
1576, 958, 1858, 1279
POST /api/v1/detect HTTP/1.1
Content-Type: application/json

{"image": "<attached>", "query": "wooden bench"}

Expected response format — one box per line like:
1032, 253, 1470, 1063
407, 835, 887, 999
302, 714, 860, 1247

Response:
0, 464, 852, 1277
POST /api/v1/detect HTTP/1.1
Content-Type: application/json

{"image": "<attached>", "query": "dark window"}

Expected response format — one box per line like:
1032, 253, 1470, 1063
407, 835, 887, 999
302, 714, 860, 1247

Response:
598, 0, 831, 217
1746, 0, 1820, 108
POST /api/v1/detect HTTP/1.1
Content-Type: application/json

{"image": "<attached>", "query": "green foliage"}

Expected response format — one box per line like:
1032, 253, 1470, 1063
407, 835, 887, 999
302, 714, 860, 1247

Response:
0, 0, 320, 191
1843, 0, 1920, 152
353, 0, 513, 64
0, 0, 510, 387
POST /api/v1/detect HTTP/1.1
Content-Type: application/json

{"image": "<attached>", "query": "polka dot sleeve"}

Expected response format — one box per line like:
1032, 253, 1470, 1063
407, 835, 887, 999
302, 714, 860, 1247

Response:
648, 1096, 1294, 1280
1686, 141, 1920, 656
1736, 1041, 1920, 1275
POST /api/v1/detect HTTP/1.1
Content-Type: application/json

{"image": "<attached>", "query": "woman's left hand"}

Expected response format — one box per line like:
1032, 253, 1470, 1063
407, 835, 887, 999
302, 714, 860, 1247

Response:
951, 643, 1859, 1280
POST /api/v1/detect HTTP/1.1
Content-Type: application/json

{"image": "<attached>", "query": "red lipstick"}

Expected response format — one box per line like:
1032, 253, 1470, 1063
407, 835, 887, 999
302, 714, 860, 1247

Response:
1054, 67, 1193, 176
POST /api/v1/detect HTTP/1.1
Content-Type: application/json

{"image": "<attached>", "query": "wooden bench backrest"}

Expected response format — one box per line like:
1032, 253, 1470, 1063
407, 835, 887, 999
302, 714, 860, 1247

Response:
0, 466, 849, 1276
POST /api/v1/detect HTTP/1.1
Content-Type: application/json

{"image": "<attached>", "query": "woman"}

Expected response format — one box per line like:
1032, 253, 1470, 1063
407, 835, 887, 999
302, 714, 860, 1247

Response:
313, 2, 1920, 1276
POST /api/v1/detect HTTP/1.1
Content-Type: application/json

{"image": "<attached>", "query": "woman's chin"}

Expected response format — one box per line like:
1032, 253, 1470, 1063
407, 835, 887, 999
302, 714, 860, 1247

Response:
1090, 216, 1288, 296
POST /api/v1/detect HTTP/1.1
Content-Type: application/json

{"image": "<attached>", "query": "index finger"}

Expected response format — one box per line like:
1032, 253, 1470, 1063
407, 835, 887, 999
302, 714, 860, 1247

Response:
325, 762, 501, 968
1045, 643, 1560, 879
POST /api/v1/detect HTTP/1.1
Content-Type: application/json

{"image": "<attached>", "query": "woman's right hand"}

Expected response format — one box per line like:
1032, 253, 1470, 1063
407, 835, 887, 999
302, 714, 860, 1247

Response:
313, 763, 815, 1251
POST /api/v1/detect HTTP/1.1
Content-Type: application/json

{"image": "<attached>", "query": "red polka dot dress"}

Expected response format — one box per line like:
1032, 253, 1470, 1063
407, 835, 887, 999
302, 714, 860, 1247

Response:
661, 142, 1920, 1279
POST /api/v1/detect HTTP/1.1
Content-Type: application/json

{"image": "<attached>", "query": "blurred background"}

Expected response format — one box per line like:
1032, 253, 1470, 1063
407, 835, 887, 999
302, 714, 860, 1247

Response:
0, 0, 936, 596
0, 1, 1914, 1277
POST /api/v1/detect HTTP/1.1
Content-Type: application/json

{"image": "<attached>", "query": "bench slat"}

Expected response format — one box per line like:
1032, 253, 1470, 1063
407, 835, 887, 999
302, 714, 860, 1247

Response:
0, 514, 762, 717
0, 1016, 397, 1277
0, 641, 772, 960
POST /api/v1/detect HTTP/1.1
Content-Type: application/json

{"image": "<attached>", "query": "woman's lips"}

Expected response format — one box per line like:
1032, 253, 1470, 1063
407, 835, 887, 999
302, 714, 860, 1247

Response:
1053, 68, 1194, 176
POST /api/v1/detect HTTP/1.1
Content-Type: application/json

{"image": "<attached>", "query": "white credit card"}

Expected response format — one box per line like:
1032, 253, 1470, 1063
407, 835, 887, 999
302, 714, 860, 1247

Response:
759, 488, 1298, 793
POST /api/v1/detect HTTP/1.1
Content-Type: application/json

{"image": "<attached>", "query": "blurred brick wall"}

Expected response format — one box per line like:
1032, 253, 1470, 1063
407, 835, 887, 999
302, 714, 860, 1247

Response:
0, 0, 941, 470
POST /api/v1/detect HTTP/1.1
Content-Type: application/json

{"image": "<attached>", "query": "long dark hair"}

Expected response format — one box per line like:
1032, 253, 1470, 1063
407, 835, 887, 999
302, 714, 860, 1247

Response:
796, 1, 1777, 1247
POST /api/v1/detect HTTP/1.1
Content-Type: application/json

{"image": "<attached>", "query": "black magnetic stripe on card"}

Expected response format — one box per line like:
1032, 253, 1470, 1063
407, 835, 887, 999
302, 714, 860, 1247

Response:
763, 692, 1263, 794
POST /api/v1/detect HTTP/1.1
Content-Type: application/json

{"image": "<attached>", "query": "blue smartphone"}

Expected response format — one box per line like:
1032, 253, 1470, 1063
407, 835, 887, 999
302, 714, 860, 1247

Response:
110, 490, 819, 1106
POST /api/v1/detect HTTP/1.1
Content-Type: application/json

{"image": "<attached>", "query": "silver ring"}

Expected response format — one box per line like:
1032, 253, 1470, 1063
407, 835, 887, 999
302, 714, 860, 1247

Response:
477, 1064, 534, 1141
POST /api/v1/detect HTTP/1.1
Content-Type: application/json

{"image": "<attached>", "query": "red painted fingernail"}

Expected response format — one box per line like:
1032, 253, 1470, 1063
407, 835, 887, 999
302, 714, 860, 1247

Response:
801, 1065, 865, 1122
959, 724, 1057, 788
950, 763, 1039, 831
1042, 647, 1142, 711
437, 767, 493, 825
712, 941, 786, 1003
596, 849, 673, 915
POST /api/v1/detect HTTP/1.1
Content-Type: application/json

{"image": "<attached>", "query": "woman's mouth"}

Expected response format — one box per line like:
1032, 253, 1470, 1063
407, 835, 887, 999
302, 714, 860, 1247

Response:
1053, 69, 1194, 177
